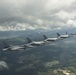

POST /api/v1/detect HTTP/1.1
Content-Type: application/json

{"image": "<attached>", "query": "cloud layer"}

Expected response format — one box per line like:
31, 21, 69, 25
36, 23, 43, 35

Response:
0, 0, 76, 31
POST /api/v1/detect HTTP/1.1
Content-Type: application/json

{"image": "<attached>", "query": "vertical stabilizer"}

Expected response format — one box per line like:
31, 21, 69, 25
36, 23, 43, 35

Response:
2, 41, 10, 48
43, 35, 47, 40
66, 31, 67, 34
26, 38, 32, 43
57, 33, 60, 37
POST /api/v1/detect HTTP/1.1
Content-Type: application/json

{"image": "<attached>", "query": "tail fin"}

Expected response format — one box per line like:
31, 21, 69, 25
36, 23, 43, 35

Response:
2, 41, 10, 48
57, 33, 60, 37
26, 38, 32, 43
66, 31, 67, 34
43, 35, 47, 40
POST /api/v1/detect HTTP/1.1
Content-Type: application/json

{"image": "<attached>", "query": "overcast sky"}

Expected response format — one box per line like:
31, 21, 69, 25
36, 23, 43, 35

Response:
0, 0, 76, 31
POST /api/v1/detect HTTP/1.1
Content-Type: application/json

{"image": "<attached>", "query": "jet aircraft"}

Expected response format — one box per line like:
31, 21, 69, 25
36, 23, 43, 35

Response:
56, 32, 70, 39
2, 41, 32, 51
26, 38, 45, 46
43, 35, 59, 42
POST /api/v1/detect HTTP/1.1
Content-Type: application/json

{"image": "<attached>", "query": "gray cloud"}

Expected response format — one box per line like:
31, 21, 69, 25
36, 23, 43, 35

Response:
0, 61, 9, 70
0, 0, 76, 31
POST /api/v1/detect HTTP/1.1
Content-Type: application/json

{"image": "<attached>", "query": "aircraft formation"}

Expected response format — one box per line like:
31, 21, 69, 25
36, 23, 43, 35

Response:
2, 32, 76, 51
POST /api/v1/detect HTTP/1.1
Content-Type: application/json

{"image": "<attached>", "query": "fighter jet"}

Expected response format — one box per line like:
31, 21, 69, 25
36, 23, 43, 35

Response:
26, 38, 45, 46
70, 32, 76, 36
2, 41, 32, 51
43, 35, 59, 42
56, 32, 70, 39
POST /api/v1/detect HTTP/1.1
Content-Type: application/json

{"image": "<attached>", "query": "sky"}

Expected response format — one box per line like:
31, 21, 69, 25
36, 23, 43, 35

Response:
0, 0, 76, 31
